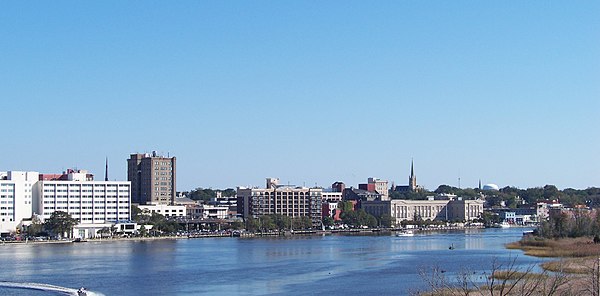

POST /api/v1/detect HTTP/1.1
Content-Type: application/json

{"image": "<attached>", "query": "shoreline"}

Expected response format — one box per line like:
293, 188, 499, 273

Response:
2, 225, 488, 246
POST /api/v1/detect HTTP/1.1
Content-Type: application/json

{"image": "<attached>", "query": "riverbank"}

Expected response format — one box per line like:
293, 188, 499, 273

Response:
2, 225, 486, 245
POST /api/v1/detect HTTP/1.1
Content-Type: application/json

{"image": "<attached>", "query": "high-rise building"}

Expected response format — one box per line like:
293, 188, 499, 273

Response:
127, 152, 176, 205
0, 171, 38, 234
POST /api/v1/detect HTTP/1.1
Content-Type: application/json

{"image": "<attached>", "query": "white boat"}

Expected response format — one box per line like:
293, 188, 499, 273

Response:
492, 222, 510, 228
396, 230, 414, 237
77, 287, 88, 296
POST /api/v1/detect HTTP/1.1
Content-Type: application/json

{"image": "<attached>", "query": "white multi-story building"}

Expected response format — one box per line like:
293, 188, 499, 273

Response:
0, 171, 38, 234
33, 171, 132, 238
138, 204, 186, 218
321, 191, 343, 203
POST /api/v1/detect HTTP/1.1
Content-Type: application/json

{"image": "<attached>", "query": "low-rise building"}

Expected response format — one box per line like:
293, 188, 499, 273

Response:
362, 198, 484, 225
138, 204, 186, 218
537, 201, 563, 220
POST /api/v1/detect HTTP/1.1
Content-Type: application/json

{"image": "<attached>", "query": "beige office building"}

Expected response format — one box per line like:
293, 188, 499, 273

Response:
237, 178, 323, 226
362, 198, 484, 225
128, 152, 176, 205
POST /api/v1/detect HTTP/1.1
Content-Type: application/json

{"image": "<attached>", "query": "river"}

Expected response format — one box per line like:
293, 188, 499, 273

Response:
0, 227, 546, 295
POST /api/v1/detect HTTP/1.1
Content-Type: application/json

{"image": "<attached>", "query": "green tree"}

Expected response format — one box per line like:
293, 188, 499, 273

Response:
543, 185, 560, 200
131, 205, 145, 223
245, 217, 259, 232
300, 216, 313, 229
26, 215, 44, 237
322, 216, 335, 227
44, 211, 78, 238
186, 188, 216, 202
258, 215, 276, 231
338, 201, 355, 212
221, 188, 237, 197
365, 214, 378, 228
139, 225, 148, 237
229, 221, 243, 230
341, 210, 358, 226
379, 214, 393, 228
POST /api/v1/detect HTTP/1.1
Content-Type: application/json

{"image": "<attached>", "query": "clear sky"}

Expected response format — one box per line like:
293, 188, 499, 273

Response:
1, 2, 598, 191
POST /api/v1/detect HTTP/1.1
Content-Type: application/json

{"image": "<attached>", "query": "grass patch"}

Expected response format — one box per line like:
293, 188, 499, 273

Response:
541, 258, 597, 274
507, 237, 600, 258
491, 270, 547, 280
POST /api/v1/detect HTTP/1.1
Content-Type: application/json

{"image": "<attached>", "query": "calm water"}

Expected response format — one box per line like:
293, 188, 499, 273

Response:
0, 228, 546, 296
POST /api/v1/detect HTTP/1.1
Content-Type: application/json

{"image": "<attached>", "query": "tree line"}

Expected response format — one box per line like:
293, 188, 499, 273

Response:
390, 184, 600, 208
183, 188, 236, 203
537, 209, 600, 239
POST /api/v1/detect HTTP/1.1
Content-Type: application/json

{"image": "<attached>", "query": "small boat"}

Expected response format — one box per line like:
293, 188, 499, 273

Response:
449, 243, 455, 250
523, 230, 534, 236
492, 222, 510, 228
72, 238, 87, 243
396, 230, 414, 237
77, 287, 88, 296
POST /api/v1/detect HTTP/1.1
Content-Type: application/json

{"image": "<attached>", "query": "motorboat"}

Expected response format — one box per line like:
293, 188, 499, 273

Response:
499, 222, 510, 228
396, 230, 414, 237
77, 287, 88, 296
492, 222, 510, 228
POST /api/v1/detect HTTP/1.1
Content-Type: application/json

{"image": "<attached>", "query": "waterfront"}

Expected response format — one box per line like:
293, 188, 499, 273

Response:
0, 228, 545, 296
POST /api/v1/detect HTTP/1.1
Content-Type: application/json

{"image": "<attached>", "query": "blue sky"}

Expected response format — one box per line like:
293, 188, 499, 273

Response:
1, 2, 598, 191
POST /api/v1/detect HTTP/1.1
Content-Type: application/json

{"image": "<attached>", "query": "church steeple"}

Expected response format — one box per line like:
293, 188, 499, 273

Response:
105, 157, 109, 181
409, 159, 417, 191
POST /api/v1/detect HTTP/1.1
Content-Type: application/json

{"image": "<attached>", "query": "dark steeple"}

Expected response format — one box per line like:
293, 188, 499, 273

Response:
105, 157, 109, 181
409, 158, 417, 191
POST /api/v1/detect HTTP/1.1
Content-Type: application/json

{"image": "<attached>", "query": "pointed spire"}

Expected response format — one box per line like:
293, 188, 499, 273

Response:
105, 157, 109, 181
411, 158, 414, 178
478, 179, 482, 190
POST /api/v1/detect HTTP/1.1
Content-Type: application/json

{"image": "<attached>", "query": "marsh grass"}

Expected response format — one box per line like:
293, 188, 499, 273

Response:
507, 237, 600, 257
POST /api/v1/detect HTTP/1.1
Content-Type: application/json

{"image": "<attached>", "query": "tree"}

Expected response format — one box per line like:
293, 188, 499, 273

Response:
379, 214, 393, 228
26, 215, 44, 237
44, 211, 78, 238
300, 216, 313, 229
131, 205, 144, 223
186, 188, 216, 202
338, 201, 355, 212
139, 225, 148, 237
245, 217, 259, 232
323, 216, 335, 227
221, 188, 236, 197
229, 221, 243, 230
543, 185, 560, 200
258, 215, 276, 231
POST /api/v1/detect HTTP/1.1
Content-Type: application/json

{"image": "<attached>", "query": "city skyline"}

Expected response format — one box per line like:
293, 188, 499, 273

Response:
1, 2, 598, 191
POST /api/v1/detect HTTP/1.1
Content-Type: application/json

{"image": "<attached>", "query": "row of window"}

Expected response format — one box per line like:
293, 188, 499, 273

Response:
45, 184, 127, 187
